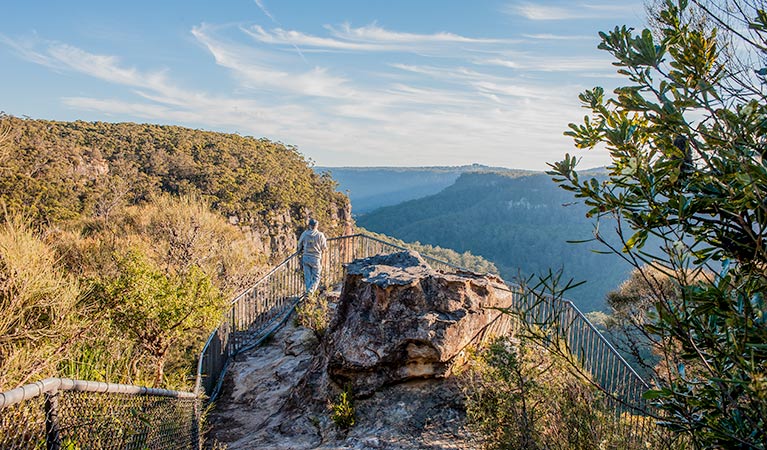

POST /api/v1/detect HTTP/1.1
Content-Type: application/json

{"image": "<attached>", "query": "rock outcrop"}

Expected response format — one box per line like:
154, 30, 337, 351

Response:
209, 250, 515, 449
325, 251, 514, 396
238, 200, 353, 259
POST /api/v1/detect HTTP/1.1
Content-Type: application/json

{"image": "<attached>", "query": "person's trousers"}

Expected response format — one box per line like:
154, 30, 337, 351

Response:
303, 259, 322, 294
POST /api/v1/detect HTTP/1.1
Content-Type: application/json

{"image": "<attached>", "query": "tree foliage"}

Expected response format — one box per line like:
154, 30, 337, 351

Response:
550, 0, 767, 447
0, 116, 348, 235
93, 250, 225, 387
53, 195, 262, 389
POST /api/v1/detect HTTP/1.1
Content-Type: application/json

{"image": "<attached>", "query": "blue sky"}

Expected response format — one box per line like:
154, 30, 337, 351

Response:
0, 0, 646, 169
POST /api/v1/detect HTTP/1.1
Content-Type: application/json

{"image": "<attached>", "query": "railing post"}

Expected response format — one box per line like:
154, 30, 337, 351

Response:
193, 396, 202, 450
44, 390, 61, 450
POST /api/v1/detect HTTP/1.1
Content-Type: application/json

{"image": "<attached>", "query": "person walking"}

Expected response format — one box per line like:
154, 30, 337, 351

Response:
297, 218, 327, 294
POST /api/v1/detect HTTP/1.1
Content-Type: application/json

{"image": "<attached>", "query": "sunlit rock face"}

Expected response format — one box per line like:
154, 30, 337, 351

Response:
210, 250, 515, 449
325, 250, 514, 396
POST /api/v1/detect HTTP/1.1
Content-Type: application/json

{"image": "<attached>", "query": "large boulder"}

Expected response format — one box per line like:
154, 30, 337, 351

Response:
211, 251, 515, 449
325, 250, 514, 396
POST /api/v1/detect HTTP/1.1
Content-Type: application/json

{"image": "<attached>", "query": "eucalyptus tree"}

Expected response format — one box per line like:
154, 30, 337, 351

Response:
550, 0, 767, 447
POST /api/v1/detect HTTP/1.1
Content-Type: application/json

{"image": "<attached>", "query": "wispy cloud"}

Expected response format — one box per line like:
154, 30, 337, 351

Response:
193, 24, 353, 98
2, 34, 177, 95
243, 22, 517, 55
522, 33, 593, 40
243, 25, 385, 51
0, 16, 617, 169
250, 0, 308, 63
253, 0, 276, 23
478, 56, 614, 73
327, 23, 511, 45
504, 1, 639, 21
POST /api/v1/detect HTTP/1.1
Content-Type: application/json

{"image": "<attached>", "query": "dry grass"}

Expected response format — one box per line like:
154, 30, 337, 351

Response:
0, 215, 87, 390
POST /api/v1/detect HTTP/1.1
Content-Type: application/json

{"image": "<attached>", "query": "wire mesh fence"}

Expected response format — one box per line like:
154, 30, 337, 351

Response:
1, 233, 665, 448
0, 378, 199, 450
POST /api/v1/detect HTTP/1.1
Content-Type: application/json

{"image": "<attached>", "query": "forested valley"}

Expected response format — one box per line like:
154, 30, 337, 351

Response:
357, 169, 629, 312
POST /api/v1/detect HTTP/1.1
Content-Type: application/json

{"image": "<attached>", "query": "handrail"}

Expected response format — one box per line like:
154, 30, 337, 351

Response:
0, 377, 200, 449
353, 234, 648, 389
1, 232, 656, 449
194, 233, 651, 414
563, 298, 649, 388
0, 378, 197, 410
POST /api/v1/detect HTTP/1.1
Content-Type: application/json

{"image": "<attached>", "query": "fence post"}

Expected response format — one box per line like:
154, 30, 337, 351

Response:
44, 390, 61, 450
194, 396, 202, 450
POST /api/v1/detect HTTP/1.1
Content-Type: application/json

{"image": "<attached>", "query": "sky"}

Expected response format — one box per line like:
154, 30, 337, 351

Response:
0, 0, 647, 170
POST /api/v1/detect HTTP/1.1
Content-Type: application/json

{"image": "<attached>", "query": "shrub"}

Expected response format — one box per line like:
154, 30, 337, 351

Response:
0, 215, 87, 390
295, 291, 329, 336
462, 336, 619, 450
92, 249, 225, 388
551, 0, 767, 445
329, 385, 356, 429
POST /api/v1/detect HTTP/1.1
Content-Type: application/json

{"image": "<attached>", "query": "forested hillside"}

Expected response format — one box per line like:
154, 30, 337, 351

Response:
1, 115, 349, 239
0, 115, 350, 391
358, 171, 628, 312
317, 165, 533, 213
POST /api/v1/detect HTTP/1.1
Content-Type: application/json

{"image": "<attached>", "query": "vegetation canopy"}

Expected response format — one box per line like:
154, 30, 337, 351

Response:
549, 0, 767, 447
0, 116, 350, 391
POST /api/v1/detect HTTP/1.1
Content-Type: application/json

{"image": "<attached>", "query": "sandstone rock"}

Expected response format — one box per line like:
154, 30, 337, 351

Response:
325, 251, 514, 396
209, 250, 511, 449
285, 326, 320, 356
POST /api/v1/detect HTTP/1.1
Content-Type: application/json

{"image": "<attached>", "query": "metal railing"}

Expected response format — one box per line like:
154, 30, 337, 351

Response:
194, 233, 653, 415
509, 287, 665, 446
195, 233, 459, 401
0, 378, 199, 450
193, 233, 660, 445
0, 233, 659, 448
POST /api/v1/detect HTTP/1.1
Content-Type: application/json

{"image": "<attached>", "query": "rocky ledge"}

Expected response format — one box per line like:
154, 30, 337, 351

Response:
208, 251, 514, 449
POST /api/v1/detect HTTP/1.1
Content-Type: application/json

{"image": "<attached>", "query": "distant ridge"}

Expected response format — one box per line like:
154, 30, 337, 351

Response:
356, 169, 628, 312
315, 164, 538, 213
316, 163, 536, 173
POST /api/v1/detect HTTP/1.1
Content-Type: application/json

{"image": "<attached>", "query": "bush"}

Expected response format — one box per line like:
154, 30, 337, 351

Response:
551, 0, 767, 445
329, 385, 356, 429
295, 291, 330, 337
92, 249, 225, 388
461, 336, 620, 450
0, 215, 87, 390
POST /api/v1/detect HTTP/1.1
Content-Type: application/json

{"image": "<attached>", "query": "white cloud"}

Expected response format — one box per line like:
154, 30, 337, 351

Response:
327, 23, 510, 45
193, 24, 353, 98
508, 3, 586, 20
242, 22, 518, 55
1, 35, 179, 97
1, 18, 618, 170
504, 1, 639, 21
253, 0, 277, 23
243, 25, 387, 51
478, 56, 614, 73
522, 33, 593, 40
